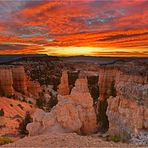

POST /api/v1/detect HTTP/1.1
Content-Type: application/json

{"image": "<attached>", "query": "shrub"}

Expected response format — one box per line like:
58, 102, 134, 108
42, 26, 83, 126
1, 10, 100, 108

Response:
111, 135, 121, 142
46, 93, 58, 111
10, 104, 13, 107
0, 109, 4, 116
36, 92, 46, 109
17, 104, 24, 110
19, 112, 32, 135
36, 98, 46, 109
0, 136, 12, 145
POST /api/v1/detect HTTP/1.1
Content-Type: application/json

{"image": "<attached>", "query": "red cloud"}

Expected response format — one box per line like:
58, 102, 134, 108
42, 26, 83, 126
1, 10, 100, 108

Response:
0, 0, 147, 56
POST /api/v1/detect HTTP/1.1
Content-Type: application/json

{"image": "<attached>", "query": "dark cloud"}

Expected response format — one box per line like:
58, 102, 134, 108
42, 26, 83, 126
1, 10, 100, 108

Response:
0, 44, 28, 50
99, 32, 148, 41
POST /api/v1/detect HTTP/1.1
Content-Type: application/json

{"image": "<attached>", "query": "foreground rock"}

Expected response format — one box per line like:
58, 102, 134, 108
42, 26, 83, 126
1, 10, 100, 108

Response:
27, 77, 97, 135
3, 133, 134, 147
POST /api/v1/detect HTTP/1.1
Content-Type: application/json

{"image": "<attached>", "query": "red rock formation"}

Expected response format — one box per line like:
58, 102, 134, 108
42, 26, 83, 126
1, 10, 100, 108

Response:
12, 66, 28, 95
27, 77, 97, 136
98, 63, 148, 142
0, 67, 14, 97
0, 66, 42, 100
107, 96, 148, 140
58, 70, 69, 95
69, 77, 97, 134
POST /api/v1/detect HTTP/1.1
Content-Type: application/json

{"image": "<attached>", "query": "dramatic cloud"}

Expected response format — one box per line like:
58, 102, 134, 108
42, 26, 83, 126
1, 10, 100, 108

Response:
0, 0, 147, 57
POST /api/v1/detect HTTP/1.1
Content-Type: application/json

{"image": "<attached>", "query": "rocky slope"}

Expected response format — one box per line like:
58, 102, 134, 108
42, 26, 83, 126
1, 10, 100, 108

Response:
3, 133, 134, 147
0, 97, 34, 135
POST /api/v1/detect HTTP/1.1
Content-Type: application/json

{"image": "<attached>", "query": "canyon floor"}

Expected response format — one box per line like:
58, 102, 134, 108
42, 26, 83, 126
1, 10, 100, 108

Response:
3, 133, 134, 147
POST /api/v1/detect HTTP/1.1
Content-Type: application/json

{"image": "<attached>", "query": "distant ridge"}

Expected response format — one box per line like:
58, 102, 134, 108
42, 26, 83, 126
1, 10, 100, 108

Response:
0, 54, 48, 64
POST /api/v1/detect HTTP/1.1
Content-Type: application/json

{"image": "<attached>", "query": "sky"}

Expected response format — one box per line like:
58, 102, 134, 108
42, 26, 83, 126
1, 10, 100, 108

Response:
0, 0, 147, 57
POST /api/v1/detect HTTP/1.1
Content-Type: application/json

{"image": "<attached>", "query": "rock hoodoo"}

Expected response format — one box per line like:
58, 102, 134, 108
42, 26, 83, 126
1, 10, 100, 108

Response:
0, 68, 14, 97
0, 65, 42, 100
58, 70, 69, 95
27, 72, 97, 136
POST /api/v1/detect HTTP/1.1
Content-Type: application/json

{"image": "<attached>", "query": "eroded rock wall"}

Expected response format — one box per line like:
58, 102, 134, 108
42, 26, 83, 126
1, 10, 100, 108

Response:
107, 96, 148, 140
97, 62, 148, 144
0, 66, 42, 99
12, 66, 28, 95
0, 68, 14, 97
103, 68, 148, 142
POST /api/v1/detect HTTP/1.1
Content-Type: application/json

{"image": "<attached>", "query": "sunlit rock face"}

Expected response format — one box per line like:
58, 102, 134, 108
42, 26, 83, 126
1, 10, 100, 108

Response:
107, 96, 148, 141
58, 70, 70, 96
104, 63, 148, 143
12, 66, 28, 95
27, 74, 97, 136
69, 77, 97, 134
0, 65, 42, 100
0, 68, 14, 97
96, 61, 148, 144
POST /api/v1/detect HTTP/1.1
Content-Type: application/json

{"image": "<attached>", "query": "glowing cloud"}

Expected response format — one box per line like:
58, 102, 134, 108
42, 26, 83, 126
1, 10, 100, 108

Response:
0, 0, 147, 57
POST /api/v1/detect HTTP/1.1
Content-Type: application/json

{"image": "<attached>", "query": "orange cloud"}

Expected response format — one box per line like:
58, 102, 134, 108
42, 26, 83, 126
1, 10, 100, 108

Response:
0, 1, 147, 57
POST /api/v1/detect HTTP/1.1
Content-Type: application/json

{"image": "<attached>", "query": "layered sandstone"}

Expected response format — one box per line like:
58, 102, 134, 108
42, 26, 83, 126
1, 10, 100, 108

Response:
27, 76, 97, 136
12, 67, 28, 95
0, 68, 14, 97
0, 66, 42, 100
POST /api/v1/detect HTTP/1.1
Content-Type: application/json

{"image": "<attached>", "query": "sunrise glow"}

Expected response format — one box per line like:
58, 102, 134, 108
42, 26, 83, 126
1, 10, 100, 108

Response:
0, 0, 147, 57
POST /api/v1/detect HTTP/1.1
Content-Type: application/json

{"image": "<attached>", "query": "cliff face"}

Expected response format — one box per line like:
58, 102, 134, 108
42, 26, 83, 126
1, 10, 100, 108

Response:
98, 61, 148, 143
98, 68, 117, 101
0, 66, 42, 100
0, 68, 14, 97
12, 67, 28, 95
107, 96, 148, 140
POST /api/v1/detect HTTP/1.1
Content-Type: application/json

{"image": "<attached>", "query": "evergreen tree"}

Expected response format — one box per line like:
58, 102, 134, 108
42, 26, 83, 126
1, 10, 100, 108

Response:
36, 92, 46, 109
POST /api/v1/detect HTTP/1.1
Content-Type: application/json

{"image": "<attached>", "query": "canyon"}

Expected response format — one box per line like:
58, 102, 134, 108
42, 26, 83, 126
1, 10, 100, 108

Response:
0, 55, 147, 146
